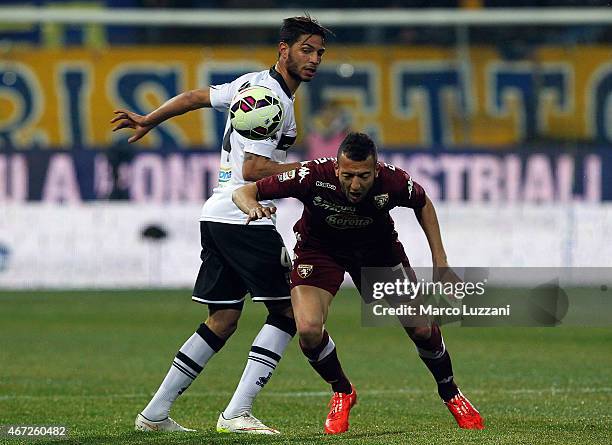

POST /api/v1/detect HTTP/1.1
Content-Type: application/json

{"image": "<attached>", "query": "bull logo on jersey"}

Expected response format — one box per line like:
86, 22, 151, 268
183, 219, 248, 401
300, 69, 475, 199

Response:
374, 193, 389, 209
297, 264, 313, 278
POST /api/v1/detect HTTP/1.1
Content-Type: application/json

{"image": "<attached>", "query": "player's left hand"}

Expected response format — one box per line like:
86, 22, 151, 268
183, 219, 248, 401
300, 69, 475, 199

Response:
246, 205, 276, 224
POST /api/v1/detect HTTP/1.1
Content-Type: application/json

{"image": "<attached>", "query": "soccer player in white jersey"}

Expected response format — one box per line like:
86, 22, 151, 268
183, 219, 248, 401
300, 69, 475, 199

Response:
111, 16, 329, 434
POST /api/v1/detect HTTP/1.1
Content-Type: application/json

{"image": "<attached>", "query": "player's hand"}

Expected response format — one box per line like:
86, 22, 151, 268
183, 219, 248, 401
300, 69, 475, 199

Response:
246, 205, 276, 224
111, 109, 155, 143
433, 264, 462, 285
433, 264, 463, 301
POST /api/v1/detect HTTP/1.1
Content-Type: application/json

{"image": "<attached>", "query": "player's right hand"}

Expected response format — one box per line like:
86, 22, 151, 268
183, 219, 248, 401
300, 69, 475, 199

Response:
111, 109, 155, 143
433, 265, 462, 284
246, 205, 277, 224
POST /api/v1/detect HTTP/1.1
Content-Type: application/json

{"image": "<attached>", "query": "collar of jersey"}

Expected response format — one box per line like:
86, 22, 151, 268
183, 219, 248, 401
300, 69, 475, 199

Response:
269, 66, 293, 100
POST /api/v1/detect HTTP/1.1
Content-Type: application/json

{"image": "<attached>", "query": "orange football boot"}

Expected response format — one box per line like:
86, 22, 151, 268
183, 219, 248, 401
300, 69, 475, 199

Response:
445, 391, 485, 430
324, 385, 357, 434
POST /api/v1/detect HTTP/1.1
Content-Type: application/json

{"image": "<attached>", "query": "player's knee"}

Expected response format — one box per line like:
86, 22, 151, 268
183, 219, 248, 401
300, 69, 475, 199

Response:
296, 320, 324, 348
205, 309, 241, 340
264, 300, 294, 319
206, 318, 239, 339
407, 325, 432, 342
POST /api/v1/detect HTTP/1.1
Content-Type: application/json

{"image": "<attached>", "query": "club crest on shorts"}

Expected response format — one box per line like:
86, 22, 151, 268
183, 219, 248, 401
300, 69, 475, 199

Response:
297, 264, 313, 279
374, 193, 389, 209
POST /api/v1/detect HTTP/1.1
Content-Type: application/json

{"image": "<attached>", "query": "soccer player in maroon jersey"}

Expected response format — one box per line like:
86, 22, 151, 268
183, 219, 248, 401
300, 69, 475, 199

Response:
232, 132, 484, 434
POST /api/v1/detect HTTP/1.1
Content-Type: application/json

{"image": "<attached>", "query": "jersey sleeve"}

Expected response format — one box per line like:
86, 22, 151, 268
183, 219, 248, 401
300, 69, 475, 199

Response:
389, 165, 426, 208
209, 74, 251, 111
209, 83, 233, 111
255, 161, 314, 201
243, 137, 279, 159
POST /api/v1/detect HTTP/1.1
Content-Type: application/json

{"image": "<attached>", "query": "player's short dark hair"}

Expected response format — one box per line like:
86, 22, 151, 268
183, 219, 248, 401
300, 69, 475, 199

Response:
279, 15, 330, 46
337, 132, 378, 164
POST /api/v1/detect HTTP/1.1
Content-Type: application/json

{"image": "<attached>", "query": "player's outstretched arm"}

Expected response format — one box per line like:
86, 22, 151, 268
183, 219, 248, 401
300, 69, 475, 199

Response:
243, 153, 301, 182
414, 195, 454, 279
414, 195, 447, 265
232, 183, 277, 225
111, 88, 211, 143
414, 195, 461, 283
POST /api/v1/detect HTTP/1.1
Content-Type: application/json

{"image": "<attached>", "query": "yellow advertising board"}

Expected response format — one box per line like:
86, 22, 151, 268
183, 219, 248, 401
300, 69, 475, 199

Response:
1, 45, 611, 149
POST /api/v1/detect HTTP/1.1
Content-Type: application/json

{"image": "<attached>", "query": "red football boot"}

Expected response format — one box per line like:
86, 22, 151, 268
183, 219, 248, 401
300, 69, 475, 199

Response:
445, 391, 485, 429
323, 385, 357, 434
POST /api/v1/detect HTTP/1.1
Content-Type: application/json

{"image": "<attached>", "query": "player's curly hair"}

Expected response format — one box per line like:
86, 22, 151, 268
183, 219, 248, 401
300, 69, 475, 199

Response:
279, 15, 331, 46
337, 132, 378, 163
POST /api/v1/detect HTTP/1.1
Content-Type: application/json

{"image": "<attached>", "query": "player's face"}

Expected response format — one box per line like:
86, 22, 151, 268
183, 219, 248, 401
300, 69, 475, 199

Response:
284, 34, 325, 82
335, 153, 379, 203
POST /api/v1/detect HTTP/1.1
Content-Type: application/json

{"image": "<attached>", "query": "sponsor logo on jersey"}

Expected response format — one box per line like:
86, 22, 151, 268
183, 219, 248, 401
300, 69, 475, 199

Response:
218, 167, 232, 184
374, 193, 389, 209
298, 166, 310, 183
407, 177, 414, 199
313, 196, 356, 213
315, 180, 337, 190
297, 264, 313, 278
278, 170, 296, 182
326, 214, 374, 229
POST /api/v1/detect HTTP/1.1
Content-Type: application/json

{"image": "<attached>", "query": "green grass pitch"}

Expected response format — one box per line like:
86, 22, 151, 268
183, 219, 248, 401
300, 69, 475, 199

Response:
0, 289, 610, 444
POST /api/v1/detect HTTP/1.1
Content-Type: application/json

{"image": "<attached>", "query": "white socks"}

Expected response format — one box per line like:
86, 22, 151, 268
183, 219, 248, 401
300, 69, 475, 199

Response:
222, 314, 296, 419
141, 323, 225, 421
140, 315, 296, 422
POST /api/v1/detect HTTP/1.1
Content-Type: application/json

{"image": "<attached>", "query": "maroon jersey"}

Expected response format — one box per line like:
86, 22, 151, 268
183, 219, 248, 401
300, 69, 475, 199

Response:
256, 158, 426, 255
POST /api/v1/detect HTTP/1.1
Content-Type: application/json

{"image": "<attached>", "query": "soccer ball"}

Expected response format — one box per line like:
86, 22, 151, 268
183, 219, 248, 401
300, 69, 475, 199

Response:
229, 85, 284, 140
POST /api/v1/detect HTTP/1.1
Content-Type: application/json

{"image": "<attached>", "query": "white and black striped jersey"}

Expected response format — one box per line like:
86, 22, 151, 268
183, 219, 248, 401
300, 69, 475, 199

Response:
200, 67, 297, 225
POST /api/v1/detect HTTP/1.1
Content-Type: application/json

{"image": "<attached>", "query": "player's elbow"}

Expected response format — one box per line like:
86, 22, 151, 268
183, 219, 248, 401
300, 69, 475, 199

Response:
415, 195, 433, 216
242, 167, 259, 182
232, 184, 258, 209
242, 162, 266, 182
186, 89, 210, 109
231, 188, 244, 207
243, 153, 278, 182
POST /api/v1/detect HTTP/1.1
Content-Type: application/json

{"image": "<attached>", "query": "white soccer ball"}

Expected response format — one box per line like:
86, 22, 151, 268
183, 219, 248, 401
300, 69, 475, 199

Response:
229, 85, 284, 140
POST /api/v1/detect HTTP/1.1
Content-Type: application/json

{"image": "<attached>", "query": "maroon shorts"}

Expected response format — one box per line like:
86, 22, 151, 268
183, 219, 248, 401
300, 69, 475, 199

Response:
291, 240, 414, 299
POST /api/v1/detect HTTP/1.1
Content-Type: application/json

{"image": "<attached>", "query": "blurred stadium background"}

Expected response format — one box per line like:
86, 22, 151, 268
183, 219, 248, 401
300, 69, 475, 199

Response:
0, 1, 611, 288
1, 2, 611, 444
